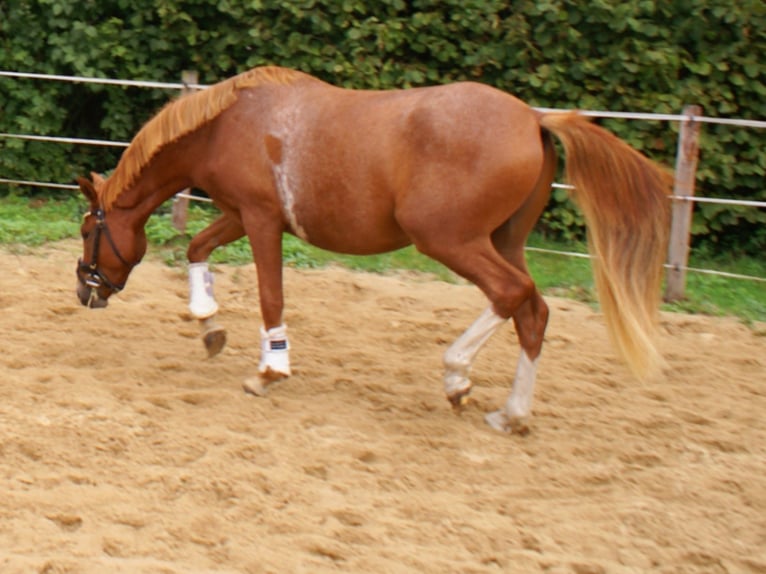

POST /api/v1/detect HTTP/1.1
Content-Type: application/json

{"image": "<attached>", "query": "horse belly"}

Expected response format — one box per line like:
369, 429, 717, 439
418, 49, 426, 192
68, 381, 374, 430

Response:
268, 148, 405, 254
294, 189, 410, 255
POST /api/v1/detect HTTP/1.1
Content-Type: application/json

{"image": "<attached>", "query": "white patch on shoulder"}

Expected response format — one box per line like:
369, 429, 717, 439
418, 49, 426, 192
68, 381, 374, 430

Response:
273, 162, 309, 241
269, 104, 310, 242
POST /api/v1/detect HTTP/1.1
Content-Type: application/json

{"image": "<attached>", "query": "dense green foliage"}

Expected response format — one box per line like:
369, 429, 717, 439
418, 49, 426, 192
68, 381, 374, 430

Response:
1, 0, 764, 254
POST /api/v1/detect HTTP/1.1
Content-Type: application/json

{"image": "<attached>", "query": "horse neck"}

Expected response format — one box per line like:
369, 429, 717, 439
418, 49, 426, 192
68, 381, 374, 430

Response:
109, 133, 201, 225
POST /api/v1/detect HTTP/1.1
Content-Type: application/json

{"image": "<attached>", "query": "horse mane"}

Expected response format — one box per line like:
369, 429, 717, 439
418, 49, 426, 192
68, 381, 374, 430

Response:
99, 66, 312, 210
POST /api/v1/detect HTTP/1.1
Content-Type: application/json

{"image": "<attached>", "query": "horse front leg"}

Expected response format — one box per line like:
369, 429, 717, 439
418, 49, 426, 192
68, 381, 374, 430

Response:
241, 217, 291, 397
187, 214, 245, 357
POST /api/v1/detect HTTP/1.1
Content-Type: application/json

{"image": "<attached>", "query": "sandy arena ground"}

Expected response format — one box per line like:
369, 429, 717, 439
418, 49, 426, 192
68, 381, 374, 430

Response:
0, 240, 764, 573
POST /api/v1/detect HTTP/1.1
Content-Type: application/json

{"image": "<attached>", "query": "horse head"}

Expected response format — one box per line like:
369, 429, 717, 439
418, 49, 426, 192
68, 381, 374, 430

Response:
75, 173, 146, 308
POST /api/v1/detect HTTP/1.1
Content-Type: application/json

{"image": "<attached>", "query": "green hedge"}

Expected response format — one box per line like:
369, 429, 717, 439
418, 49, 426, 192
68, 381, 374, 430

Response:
1, 0, 764, 254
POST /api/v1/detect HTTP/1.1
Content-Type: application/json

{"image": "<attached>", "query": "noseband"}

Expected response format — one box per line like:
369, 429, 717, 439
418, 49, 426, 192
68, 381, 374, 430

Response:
77, 208, 133, 294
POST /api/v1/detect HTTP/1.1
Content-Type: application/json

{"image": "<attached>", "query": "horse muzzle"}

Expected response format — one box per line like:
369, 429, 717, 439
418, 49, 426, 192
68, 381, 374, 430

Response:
76, 281, 109, 308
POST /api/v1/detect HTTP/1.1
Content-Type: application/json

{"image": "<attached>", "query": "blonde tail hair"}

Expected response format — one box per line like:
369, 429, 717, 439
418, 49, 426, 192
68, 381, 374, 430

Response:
539, 112, 672, 379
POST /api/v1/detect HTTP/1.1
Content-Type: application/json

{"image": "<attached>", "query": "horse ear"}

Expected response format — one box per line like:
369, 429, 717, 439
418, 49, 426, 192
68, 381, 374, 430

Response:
76, 176, 99, 206
91, 171, 105, 187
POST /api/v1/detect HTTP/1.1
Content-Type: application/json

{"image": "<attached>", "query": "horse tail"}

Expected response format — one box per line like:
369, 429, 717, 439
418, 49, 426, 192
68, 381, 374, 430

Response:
539, 112, 672, 379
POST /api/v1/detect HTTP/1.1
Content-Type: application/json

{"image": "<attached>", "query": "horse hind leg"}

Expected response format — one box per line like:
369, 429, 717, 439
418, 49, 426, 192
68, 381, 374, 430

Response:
416, 237, 541, 429
443, 261, 548, 435
482, 134, 554, 433
484, 290, 548, 435
443, 307, 506, 407
187, 214, 245, 357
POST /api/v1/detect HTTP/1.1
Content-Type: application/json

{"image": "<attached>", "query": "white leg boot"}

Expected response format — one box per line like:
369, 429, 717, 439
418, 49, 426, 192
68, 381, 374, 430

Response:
189, 262, 226, 357
259, 324, 291, 379
188, 262, 219, 319
243, 324, 291, 396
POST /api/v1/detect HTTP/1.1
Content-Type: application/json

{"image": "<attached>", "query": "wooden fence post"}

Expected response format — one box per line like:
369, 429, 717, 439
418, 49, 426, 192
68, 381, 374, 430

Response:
664, 104, 702, 302
171, 70, 199, 232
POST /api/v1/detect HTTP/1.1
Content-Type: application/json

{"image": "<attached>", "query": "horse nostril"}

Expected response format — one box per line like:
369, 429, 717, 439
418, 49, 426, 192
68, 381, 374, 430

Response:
88, 295, 108, 309
87, 289, 109, 308
77, 284, 108, 308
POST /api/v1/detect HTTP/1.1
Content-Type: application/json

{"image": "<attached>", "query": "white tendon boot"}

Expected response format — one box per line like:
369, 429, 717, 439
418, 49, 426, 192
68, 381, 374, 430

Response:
259, 324, 291, 381
189, 262, 226, 357
244, 324, 291, 396
188, 262, 219, 319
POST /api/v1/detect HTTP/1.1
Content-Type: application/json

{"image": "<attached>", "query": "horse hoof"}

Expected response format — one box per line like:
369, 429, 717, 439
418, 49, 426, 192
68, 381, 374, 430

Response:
243, 368, 289, 397
447, 389, 472, 410
203, 326, 227, 358
243, 377, 268, 397
485, 410, 531, 436
260, 366, 290, 383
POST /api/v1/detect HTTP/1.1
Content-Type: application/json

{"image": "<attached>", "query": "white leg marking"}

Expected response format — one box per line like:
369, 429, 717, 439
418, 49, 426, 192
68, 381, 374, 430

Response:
505, 350, 539, 418
443, 307, 507, 398
188, 262, 219, 319
485, 350, 539, 433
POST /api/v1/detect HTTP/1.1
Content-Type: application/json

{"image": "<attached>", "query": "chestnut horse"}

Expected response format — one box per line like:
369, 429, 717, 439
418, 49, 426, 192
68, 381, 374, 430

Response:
76, 66, 671, 433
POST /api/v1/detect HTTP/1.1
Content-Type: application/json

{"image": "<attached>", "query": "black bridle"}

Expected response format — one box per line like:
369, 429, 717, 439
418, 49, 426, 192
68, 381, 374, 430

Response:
77, 208, 133, 294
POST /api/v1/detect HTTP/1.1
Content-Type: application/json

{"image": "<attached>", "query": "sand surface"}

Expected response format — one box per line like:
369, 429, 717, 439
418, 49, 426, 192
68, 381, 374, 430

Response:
1, 241, 764, 573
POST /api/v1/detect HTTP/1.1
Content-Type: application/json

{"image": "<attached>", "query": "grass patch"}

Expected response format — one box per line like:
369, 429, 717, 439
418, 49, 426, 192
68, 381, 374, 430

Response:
2, 194, 764, 323
0, 193, 82, 247
664, 257, 766, 324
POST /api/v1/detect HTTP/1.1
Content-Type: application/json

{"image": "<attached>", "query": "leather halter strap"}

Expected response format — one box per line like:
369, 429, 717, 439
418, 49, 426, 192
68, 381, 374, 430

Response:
77, 208, 134, 293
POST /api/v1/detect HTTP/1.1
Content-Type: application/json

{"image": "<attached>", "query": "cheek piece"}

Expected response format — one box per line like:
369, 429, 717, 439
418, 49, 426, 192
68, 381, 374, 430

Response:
77, 208, 135, 295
